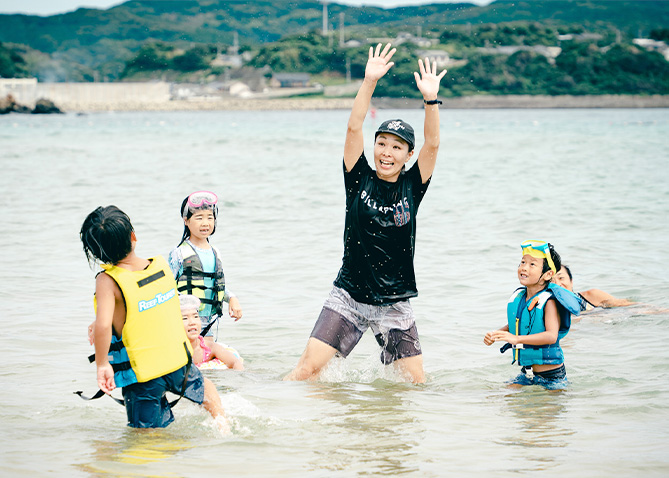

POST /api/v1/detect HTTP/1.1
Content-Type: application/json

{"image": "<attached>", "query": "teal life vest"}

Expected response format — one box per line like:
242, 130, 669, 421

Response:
505, 283, 581, 367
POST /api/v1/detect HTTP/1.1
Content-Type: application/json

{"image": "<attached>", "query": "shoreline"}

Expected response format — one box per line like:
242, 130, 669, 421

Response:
57, 94, 669, 112
4, 94, 669, 113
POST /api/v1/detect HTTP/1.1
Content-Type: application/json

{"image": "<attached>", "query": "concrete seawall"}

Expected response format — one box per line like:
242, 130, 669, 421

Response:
1, 80, 668, 111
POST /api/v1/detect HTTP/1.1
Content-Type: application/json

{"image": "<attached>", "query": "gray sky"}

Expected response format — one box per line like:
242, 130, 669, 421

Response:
0, 0, 491, 16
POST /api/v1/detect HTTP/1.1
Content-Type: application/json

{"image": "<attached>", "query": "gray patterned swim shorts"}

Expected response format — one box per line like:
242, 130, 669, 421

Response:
310, 286, 422, 365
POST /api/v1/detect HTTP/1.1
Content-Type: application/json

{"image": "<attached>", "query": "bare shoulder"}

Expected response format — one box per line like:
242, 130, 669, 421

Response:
95, 271, 121, 297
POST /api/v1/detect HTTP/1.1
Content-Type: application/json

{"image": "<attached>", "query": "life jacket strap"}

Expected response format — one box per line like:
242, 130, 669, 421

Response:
166, 342, 193, 409
73, 389, 125, 406
200, 315, 220, 337
77, 343, 192, 408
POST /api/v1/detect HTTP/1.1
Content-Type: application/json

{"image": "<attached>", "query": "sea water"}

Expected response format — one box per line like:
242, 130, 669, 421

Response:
1, 107, 668, 477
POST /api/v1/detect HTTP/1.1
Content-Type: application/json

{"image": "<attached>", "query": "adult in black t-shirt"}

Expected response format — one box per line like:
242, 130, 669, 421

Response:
285, 43, 446, 384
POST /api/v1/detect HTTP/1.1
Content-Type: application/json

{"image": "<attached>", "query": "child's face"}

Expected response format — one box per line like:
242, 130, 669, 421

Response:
182, 309, 202, 340
518, 254, 550, 287
552, 267, 573, 291
185, 209, 215, 241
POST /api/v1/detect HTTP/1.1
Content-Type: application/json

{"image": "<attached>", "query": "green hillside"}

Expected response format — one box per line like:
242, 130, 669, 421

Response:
0, 0, 668, 95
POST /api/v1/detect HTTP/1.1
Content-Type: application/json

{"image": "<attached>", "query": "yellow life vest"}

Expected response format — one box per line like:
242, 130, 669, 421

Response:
102, 256, 192, 383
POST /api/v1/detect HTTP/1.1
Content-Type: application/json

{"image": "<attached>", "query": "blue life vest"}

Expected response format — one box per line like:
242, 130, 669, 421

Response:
86, 335, 138, 388
102, 335, 138, 388
505, 283, 581, 366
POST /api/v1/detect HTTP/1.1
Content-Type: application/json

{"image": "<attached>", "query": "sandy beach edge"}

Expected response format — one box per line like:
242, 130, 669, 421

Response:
52, 94, 669, 112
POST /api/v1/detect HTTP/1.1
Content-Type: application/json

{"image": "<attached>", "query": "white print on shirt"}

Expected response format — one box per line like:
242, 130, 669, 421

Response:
360, 189, 411, 226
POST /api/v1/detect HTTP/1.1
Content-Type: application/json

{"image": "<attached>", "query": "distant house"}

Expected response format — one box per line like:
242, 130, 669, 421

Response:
368, 33, 439, 48
477, 45, 562, 63
271, 73, 310, 88
395, 32, 438, 48
633, 38, 669, 61
212, 53, 243, 68
558, 33, 604, 42
416, 50, 466, 68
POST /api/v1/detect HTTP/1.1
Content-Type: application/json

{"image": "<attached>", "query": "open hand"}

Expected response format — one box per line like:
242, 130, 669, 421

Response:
414, 57, 447, 101
97, 363, 116, 394
228, 296, 243, 321
365, 43, 396, 82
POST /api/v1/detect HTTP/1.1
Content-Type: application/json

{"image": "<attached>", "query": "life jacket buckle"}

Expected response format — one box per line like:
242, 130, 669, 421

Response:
521, 366, 534, 378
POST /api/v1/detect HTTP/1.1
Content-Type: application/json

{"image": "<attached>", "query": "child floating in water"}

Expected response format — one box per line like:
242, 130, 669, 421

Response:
180, 294, 244, 370
484, 241, 581, 390
169, 190, 242, 347
553, 265, 635, 311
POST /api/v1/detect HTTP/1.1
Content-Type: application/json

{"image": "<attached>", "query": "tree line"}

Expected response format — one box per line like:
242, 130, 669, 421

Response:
2, 20, 668, 97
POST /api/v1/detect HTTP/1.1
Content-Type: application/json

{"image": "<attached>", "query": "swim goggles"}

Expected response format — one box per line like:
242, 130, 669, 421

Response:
520, 240, 556, 273
182, 190, 218, 218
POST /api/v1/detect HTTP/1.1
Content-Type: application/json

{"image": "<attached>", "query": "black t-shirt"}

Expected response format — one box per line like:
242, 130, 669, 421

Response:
333, 153, 431, 305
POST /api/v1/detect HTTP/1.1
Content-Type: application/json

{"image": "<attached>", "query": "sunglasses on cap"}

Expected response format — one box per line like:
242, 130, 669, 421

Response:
182, 190, 218, 218
520, 240, 556, 274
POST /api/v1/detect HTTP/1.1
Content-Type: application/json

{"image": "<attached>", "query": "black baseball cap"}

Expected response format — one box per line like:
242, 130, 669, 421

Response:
375, 119, 415, 151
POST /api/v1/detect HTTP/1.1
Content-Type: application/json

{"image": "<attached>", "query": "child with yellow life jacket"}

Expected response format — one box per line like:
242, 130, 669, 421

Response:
168, 191, 242, 347
79, 206, 228, 430
483, 241, 581, 390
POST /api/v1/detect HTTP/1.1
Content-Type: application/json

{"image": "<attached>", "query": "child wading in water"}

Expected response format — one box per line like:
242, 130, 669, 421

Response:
80, 205, 228, 430
180, 294, 244, 370
169, 191, 242, 347
484, 241, 580, 390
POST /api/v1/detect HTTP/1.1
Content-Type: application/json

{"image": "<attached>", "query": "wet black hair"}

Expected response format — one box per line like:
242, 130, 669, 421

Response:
543, 243, 562, 275
179, 196, 217, 245
80, 206, 134, 265
562, 264, 573, 281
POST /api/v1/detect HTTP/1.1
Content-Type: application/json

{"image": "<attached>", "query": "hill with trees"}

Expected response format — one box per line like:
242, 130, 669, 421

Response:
0, 0, 667, 96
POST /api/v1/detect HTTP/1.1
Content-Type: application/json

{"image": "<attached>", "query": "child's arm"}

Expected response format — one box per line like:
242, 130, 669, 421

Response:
484, 324, 509, 345
167, 247, 183, 279
93, 273, 117, 393
88, 321, 96, 345
580, 288, 635, 308
210, 343, 244, 370
487, 300, 560, 347
343, 43, 396, 172
414, 58, 447, 184
227, 296, 242, 321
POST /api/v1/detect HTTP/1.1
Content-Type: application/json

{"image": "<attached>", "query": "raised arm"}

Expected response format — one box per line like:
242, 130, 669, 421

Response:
343, 43, 396, 172
414, 58, 447, 183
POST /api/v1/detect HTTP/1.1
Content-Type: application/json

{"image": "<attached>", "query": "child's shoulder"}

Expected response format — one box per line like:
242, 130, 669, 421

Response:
508, 287, 526, 302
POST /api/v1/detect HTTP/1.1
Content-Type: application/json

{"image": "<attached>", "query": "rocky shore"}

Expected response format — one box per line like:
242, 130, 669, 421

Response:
0, 95, 63, 114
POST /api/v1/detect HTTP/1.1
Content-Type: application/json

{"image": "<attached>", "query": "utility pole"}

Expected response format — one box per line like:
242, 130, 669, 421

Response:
322, 1, 329, 35
339, 12, 345, 47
